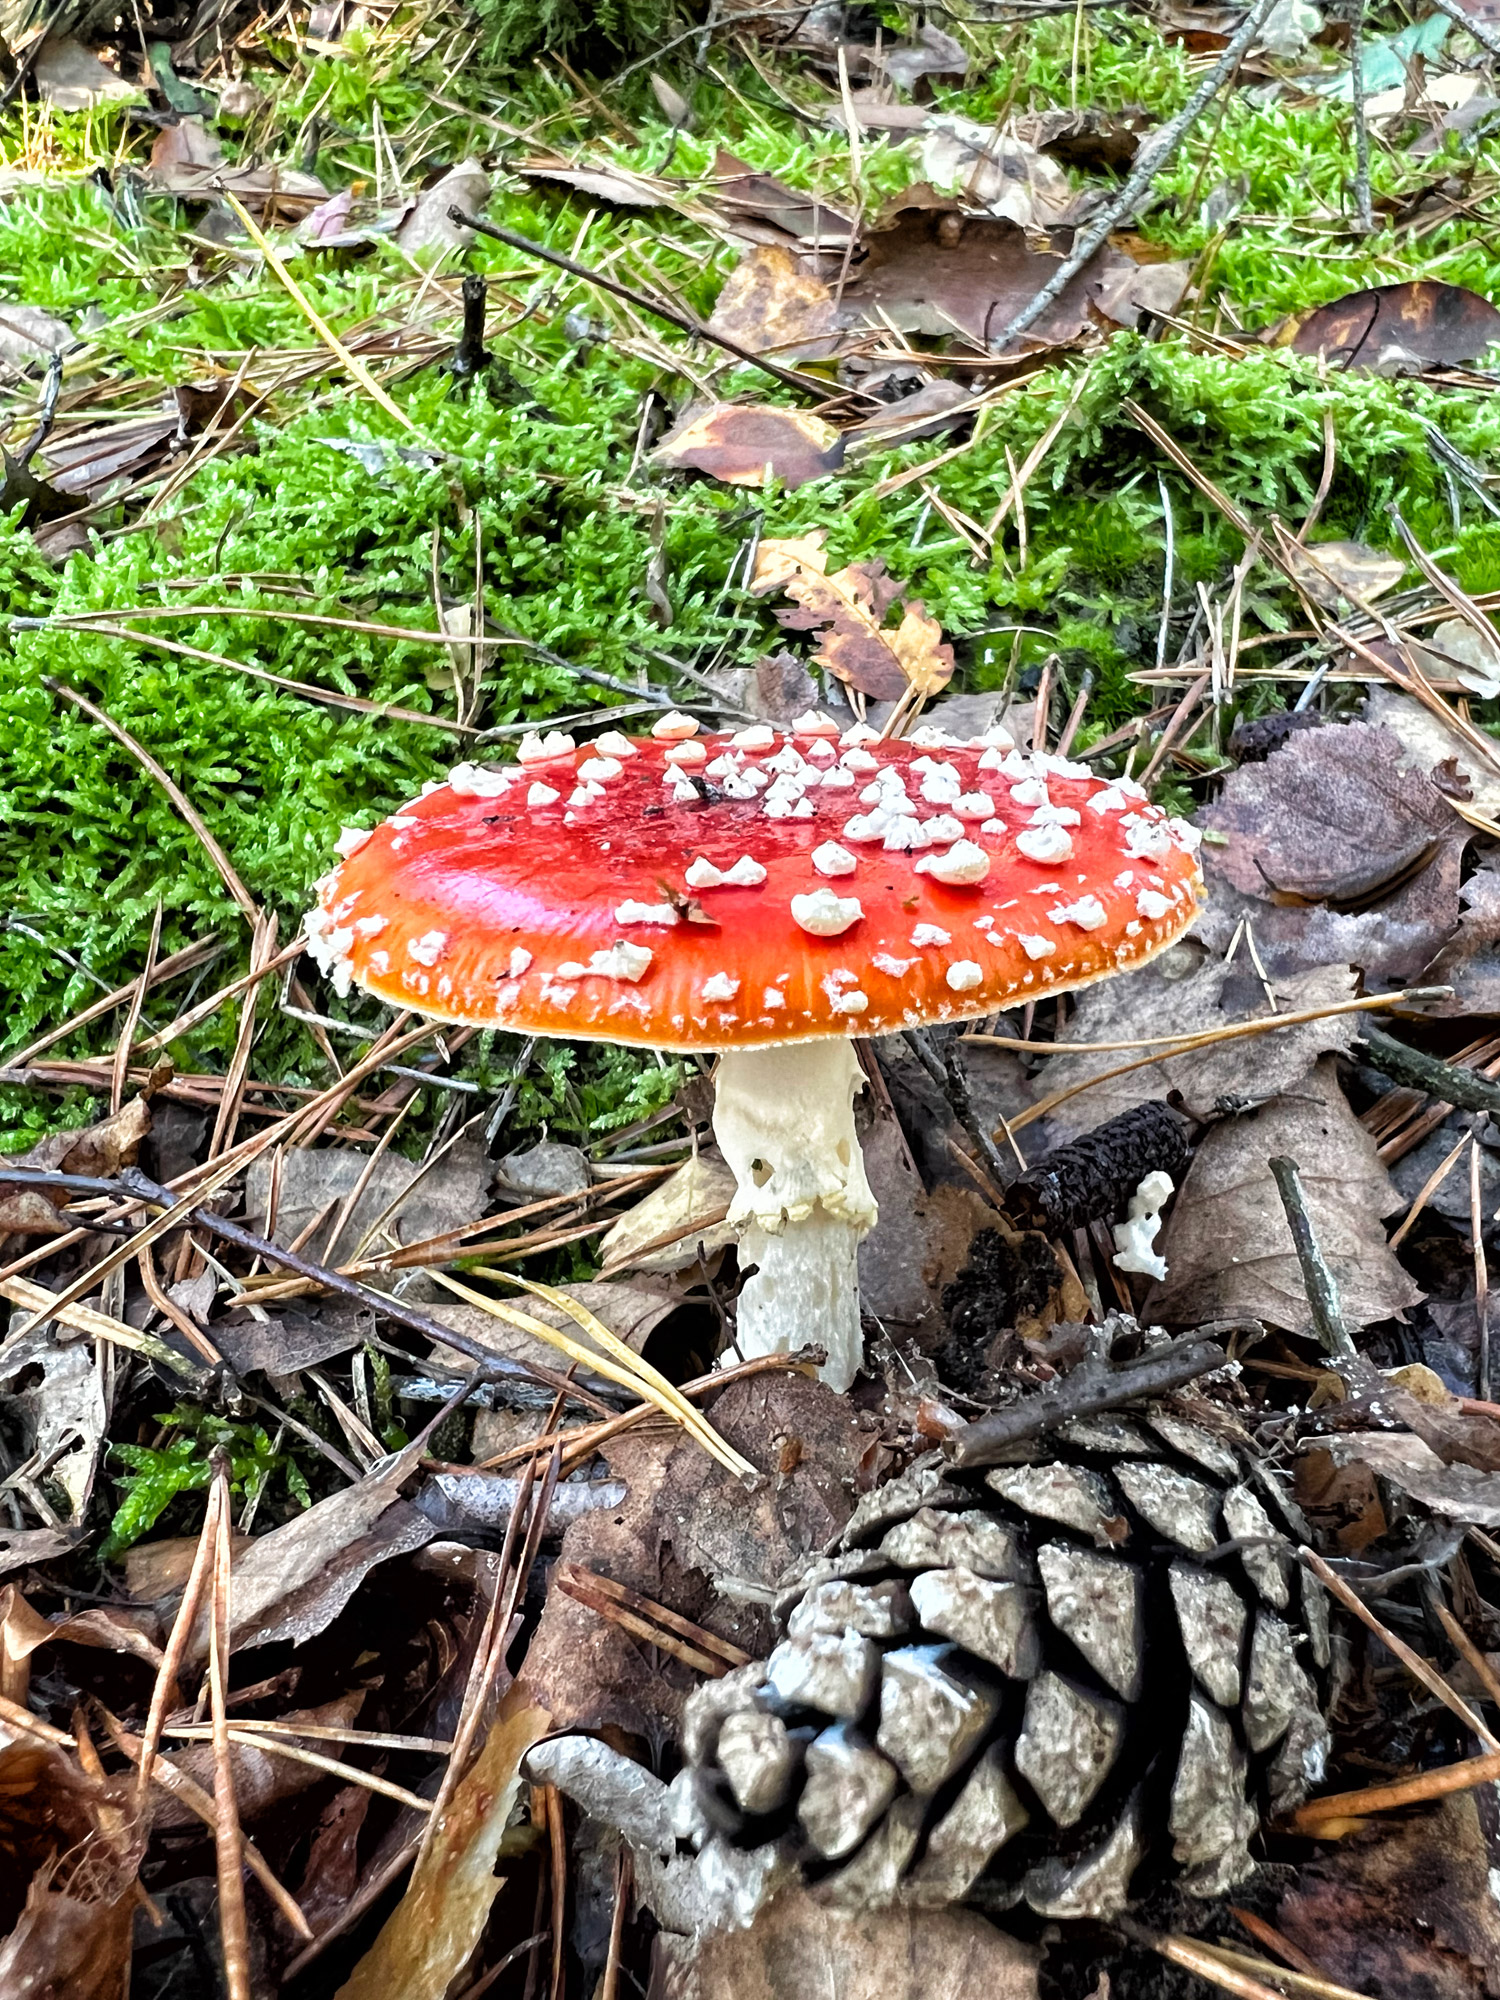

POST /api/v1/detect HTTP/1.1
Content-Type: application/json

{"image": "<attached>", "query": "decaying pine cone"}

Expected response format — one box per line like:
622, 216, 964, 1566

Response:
682, 1410, 1331, 1922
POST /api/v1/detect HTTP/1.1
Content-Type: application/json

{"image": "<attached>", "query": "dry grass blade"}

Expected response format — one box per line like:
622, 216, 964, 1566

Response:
136, 936, 304, 1052
45, 677, 259, 922
42, 601, 529, 650
1435, 1602, 1500, 1706
1193, 1940, 1374, 2000
208, 1458, 253, 2000
136, 1472, 221, 1808
223, 191, 429, 440
1289, 1743, 1500, 1828
554, 1561, 753, 1675
0, 1274, 206, 1375
434, 1271, 754, 1478
497, 1269, 757, 1478
1300, 1548, 1498, 1749
0, 936, 220, 1070
218, 1729, 434, 1812
1153, 1936, 1316, 2000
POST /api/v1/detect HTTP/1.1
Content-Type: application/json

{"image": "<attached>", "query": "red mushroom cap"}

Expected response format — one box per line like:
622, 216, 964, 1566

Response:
306, 714, 1202, 1051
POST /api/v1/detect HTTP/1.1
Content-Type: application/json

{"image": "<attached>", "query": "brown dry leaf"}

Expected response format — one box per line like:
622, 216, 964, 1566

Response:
520, 157, 671, 210
149, 1693, 364, 1829
706, 150, 855, 246
182, 1464, 436, 1661
0, 1588, 161, 1684
1283, 538, 1407, 608
1015, 105, 1152, 172
705, 244, 843, 360
244, 1135, 491, 1281
841, 197, 1138, 352
916, 129, 1079, 230
395, 159, 490, 264
1423, 859, 1500, 1014
1036, 950, 1361, 1138
144, 117, 327, 214
335, 1683, 550, 2000
1196, 721, 1469, 982
32, 35, 143, 110
1281, 280, 1500, 371
1411, 615, 1500, 699
599, 1152, 738, 1275
875, 24, 971, 92
651, 1881, 1041, 2000
1149, 1057, 1423, 1334
651, 403, 845, 491
1362, 686, 1500, 820
749, 529, 954, 700
1277, 1793, 1500, 1998
1304, 1431, 1500, 1531
0, 1865, 135, 2000
520, 1375, 869, 1737
0, 1737, 140, 1984
0, 1096, 150, 1237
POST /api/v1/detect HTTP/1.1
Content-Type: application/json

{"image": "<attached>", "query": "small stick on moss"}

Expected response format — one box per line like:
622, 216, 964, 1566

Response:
1267, 1157, 1355, 1361
453, 210, 859, 404
991, 0, 1281, 350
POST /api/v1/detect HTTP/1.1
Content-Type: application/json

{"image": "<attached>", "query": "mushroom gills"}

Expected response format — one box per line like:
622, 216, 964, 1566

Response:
711, 1041, 878, 1394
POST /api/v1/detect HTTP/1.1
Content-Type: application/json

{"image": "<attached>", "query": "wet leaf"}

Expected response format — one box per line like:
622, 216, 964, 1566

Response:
1283, 538, 1406, 609
651, 402, 845, 491
842, 195, 1138, 351
1149, 1058, 1423, 1335
707, 149, 855, 245
705, 244, 844, 360
1282, 280, 1500, 372
1195, 721, 1469, 983
749, 529, 955, 699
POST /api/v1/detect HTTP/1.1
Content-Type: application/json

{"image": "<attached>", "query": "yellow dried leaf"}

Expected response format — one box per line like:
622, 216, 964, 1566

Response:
750, 536, 954, 702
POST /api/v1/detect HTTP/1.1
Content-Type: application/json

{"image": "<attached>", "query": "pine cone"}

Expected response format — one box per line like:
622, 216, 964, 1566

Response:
683, 1408, 1331, 1922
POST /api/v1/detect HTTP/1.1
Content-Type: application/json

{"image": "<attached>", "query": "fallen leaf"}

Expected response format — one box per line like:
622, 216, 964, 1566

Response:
496, 1138, 590, 1197
650, 1880, 1041, 1999
842, 377, 978, 444
32, 35, 144, 109
149, 116, 223, 177
144, 122, 328, 214
1282, 280, 1500, 372
0, 1864, 135, 2000
598, 1151, 738, 1275
916, 125, 1078, 229
1304, 1430, 1500, 1530
244, 1137, 491, 1281
1195, 721, 1469, 983
295, 1786, 373, 1936
395, 159, 491, 263
651, 402, 845, 491
1036, 951, 1361, 1138
1390, 1110, 1500, 1222
0, 1587, 161, 1678
749, 529, 955, 700
0, 1328, 105, 1526
0, 1096, 150, 1237
1278, 1792, 1500, 1998
707, 150, 855, 246
0, 305, 71, 370
1411, 614, 1500, 698
841, 197, 1138, 352
335, 1683, 550, 2000
521, 158, 669, 209
1149, 1057, 1423, 1334
1284, 538, 1407, 608
877, 24, 970, 92
149, 1693, 365, 1828
0, 1529, 77, 1580
1014, 105, 1151, 172
1423, 859, 1500, 1014
705, 244, 844, 360
1362, 686, 1500, 820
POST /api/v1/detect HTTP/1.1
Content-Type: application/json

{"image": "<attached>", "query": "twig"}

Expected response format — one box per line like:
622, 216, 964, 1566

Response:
208, 1456, 252, 2000
135, 1464, 221, 1809
1300, 1547, 1498, 1750
44, 679, 258, 922
1290, 1741, 1500, 1828
1348, 0, 1375, 235
1268, 1158, 1356, 1362
903, 1029, 1013, 1186
946, 1328, 1251, 1468
991, 0, 1281, 349
452, 211, 858, 404
1357, 1024, 1500, 1115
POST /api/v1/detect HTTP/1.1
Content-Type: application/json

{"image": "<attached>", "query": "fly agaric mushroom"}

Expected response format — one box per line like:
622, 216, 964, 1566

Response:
305, 712, 1202, 1392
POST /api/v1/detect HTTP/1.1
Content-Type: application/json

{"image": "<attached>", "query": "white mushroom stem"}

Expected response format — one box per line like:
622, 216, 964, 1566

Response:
710, 1041, 878, 1394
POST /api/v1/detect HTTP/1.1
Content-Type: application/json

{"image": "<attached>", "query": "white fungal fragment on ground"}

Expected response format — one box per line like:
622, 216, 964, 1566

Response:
651, 711, 699, 740
1112, 1170, 1175, 1281
508, 947, 533, 977
447, 762, 514, 797
526, 782, 561, 807
615, 900, 680, 925
946, 961, 983, 991
1136, 888, 1173, 921
407, 930, 448, 966
1017, 824, 1075, 864
792, 888, 863, 936
517, 730, 575, 763
812, 842, 858, 877
1050, 895, 1108, 931
336, 826, 372, 856
911, 924, 951, 947
702, 973, 741, 1001
916, 840, 992, 886
1019, 935, 1057, 960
